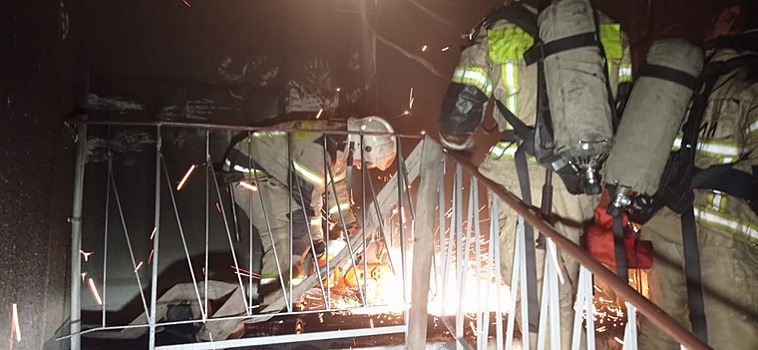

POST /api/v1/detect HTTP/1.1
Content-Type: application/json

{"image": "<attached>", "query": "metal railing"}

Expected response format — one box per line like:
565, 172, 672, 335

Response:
61, 120, 708, 349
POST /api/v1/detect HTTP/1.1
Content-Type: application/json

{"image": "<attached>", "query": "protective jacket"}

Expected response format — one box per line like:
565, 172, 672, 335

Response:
224, 120, 357, 247
639, 31, 758, 350
437, 2, 632, 348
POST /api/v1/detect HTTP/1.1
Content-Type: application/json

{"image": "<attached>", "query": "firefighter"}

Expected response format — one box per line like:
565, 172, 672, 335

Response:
638, 12, 758, 350
437, 0, 632, 347
223, 116, 396, 307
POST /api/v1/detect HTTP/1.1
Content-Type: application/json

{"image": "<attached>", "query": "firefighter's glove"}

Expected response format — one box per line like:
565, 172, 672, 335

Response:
312, 238, 326, 258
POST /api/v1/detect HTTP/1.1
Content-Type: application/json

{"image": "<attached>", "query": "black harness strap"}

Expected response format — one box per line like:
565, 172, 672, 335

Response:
681, 204, 708, 342
637, 63, 700, 91
514, 145, 541, 332
524, 32, 598, 65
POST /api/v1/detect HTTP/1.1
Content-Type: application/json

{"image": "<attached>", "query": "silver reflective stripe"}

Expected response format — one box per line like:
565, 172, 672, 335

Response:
310, 216, 322, 227
503, 60, 518, 115
672, 136, 742, 159
225, 159, 266, 176
694, 206, 758, 243
328, 202, 351, 215
747, 118, 758, 135
452, 66, 493, 96
488, 142, 517, 158
293, 160, 325, 185
251, 130, 287, 138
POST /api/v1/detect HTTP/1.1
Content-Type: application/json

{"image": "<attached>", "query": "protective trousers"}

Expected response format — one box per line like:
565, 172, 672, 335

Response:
480, 157, 599, 349
638, 207, 758, 350
232, 176, 318, 294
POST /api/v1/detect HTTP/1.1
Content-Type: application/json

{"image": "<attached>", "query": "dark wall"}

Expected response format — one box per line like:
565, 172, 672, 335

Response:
1, 0, 85, 349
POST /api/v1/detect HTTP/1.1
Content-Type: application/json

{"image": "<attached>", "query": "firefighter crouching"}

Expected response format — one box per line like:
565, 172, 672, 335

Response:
438, 0, 632, 348
222, 117, 396, 309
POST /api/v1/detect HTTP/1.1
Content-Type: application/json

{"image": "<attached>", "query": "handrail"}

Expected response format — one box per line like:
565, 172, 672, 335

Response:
443, 149, 710, 350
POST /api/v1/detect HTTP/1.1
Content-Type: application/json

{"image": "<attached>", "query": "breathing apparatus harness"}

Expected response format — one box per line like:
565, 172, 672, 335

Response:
607, 34, 758, 343
476, 0, 622, 332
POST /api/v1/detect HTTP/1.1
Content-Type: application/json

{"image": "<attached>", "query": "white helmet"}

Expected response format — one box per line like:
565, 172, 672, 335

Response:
346, 116, 397, 171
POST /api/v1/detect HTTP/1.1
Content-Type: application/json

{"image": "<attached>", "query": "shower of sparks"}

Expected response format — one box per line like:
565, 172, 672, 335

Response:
88, 278, 103, 305
315, 108, 323, 119
421, 45, 428, 52
239, 181, 258, 192
149, 227, 157, 240
11, 303, 21, 342
176, 164, 197, 191
408, 88, 414, 109
134, 261, 144, 272
441, 46, 450, 52
80, 250, 94, 262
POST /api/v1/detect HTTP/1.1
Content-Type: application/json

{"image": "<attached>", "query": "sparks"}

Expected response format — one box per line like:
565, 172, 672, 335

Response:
87, 278, 103, 305
614, 336, 624, 345
80, 250, 94, 262
239, 181, 258, 192
315, 108, 323, 119
215, 202, 221, 213
421, 45, 428, 52
134, 261, 144, 272
441, 46, 450, 52
11, 303, 21, 342
180, 0, 191, 7
176, 164, 197, 191
149, 227, 157, 240
408, 87, 414, 109
81, 272, 87, 281
335, 87, 341, 92
148, 249, 155, 264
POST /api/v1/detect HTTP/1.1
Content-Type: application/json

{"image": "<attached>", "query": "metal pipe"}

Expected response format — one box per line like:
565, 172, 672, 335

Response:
148, 126, 162, 349
444, 150, 710, 350
69, 118, 88, 350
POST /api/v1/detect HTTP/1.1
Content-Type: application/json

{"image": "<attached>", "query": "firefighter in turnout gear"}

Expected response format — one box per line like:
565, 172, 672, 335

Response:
438, 0, 632, 348
638, 26, 758, 350
223, 117, 396, 307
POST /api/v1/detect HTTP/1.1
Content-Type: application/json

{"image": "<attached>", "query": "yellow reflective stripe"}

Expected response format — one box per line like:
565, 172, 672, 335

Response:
310, 216, 322, 228
502, 61, 519, 120
694, 206, 758, 243
487, 142, 536, 162
599, 23, 623, 60
452, 66, 493, 97
293, 160, 325, 185
707, 190, 727, 212
328, 202, 351, 215
672, 135, 743, 159
488, 26, 535, 63
618, 63, 633, 82
251, 131, 287, 138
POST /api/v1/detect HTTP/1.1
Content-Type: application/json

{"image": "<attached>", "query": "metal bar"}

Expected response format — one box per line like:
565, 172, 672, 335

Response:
148, 126, 162, 349
82, 120, 423, 139
360, 134, 368, 306
493, 198, 503, 350
69, 119, 88, 350
161, 157, 207, 320
109, 166, 150, 317
204, 130, 210, 314
444, 150, 710, 350
155, 325, 408, 350
396, 135, 408, 304
102, 133, 111, 328
210, 161, 252, 314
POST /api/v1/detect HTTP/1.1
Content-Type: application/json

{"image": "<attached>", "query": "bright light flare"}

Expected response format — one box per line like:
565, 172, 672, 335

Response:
181, 0, 191, 7
88, 278, 103, 305
11, 303, 21, 342
176, 164, 197, 191
239, 181, 258, 192
150, 227, 157, 240
421, 45, 428, 52
441, 46, 450, 52
315, 108, 323, 119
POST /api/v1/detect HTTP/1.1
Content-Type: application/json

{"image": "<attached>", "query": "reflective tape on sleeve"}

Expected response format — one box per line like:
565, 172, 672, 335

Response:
672, 135, 743, 161
618, 63, 633, 82
746, 115, 758, 136
328, 202, 352, 215
452, 66, 493, 97
293, 160, 325, 185
694, 206, 758, 243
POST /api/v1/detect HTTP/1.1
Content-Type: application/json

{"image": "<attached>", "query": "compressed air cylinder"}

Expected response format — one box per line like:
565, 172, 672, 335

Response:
604, 38, 704, 195
539, 0, 613, 168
